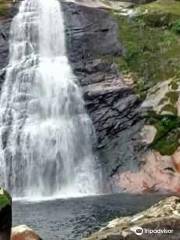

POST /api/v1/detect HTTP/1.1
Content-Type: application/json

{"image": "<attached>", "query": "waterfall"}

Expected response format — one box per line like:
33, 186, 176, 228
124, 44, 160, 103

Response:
0, 0, 101, 198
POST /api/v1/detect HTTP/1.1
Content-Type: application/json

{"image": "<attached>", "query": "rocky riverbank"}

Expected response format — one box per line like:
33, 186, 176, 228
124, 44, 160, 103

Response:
84, 196, 180, 240
1, 187, 179, 240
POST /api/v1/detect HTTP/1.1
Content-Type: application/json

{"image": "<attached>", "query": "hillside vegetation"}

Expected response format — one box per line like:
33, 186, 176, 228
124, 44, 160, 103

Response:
111, 0, 180, 155
0, 0, 12, 16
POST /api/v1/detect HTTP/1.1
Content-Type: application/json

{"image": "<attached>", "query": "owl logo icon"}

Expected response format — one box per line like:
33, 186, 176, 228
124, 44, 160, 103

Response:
130, 226, 144, 236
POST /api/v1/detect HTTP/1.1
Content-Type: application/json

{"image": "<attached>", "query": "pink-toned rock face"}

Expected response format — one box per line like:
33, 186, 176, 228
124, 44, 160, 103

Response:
112, 149, 180, 193
11, 225, 41, 240
172, 148, 180, 173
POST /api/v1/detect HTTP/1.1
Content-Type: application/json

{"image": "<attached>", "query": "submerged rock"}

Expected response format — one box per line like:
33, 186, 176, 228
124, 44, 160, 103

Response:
11, 225, 42, 240
84, 196, 180, 240
0, 188, 12, 240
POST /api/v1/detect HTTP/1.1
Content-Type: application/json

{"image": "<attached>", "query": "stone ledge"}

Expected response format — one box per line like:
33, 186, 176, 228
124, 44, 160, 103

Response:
84, 196, 180, 240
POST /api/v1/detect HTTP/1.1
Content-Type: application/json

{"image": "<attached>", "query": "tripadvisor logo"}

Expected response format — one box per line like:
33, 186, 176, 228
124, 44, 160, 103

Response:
130, 226, 143, 236
130, 226, 174, 236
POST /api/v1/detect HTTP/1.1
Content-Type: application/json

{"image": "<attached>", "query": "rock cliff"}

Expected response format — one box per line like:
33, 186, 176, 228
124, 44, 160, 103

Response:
62, 1, 143, 190
0, 0, 180, 194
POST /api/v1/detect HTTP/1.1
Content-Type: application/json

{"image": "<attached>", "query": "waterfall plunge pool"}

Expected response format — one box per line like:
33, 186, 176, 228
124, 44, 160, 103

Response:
13, 193, 167, 240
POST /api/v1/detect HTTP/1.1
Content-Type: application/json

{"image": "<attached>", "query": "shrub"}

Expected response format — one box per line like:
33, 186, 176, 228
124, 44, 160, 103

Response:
172, 20, 180, 34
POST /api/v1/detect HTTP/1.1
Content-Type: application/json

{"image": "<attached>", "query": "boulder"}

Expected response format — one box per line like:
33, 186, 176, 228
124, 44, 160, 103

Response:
11, 225, 41, 240
84, 196, 180, 240
0, 188, 12, 240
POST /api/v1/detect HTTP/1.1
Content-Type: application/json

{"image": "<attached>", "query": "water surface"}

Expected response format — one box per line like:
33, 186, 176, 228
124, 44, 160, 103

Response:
13, 193, 167, 240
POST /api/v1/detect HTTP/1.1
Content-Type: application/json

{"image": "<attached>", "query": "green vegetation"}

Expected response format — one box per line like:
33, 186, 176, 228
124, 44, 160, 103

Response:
170, 78, 179, 90
111, 0, 180, 155
172, 20, 180, 34
161, 104, 177, 115
165, 91, 179, 105
147, 112, 180, 155
140, 0, 180, 18
113, 14, 180, 98
0, 188, 11, 208
0, 0, 11, 17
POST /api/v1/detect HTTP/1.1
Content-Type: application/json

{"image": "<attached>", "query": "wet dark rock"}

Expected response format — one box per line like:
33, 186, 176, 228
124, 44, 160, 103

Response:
0, 188, 12, 240
62, 2, 122, 63
0, 19, 11, 69
84, 80, 140, 147
0, 2, 19, 69
62, 1, 143, 186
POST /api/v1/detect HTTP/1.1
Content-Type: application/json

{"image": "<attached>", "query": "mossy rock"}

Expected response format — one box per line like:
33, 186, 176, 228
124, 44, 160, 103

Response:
0, 188, 11, 209
146, 113, 180, 155
0, 188, 12, 240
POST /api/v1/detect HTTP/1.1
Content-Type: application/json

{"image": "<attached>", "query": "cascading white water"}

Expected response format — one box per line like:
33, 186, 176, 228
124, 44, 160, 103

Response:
0, 0, 101, 198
